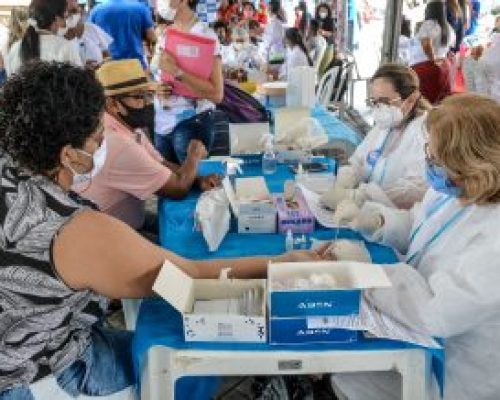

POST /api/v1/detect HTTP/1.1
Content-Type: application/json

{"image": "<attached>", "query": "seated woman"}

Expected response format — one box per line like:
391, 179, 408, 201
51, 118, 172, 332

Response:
321, 64, 431, 213
410, 1, 455, 104
0, 62, 321, 398
331, 93, 500, 400
278, 27, 313, 80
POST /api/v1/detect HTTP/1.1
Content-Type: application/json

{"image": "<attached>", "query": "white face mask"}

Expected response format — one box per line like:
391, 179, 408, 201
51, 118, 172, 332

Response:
372, 104, 404, 130
66, 13, 81, 29
68, 138, 107, 186
57, 26, 68, 37
319, 11, 328, 19
158, 0, 177, 21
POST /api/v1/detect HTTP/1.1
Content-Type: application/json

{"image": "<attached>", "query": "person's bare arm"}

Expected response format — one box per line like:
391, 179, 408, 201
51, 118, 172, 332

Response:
160, 54, 224, 104
421, 38, 435, 62
53, 210, 323, 299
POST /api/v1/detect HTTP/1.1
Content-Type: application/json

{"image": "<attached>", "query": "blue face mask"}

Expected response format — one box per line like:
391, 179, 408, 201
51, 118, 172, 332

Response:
425, 159, 463, 197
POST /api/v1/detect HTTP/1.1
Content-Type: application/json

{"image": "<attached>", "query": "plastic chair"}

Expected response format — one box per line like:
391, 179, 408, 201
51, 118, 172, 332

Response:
315, 66, 340, 106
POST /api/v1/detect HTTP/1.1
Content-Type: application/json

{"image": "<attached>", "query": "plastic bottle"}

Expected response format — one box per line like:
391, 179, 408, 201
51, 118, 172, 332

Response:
262, 135, 277, 175
285, 229, 294, 251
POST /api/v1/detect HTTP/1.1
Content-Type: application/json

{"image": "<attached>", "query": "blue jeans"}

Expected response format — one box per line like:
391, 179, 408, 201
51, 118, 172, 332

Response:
0, 326, 134, 399
155, 110, 215, 164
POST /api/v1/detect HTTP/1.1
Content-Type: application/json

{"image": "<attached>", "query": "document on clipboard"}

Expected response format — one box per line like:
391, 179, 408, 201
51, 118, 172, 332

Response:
161, 28, 216, 99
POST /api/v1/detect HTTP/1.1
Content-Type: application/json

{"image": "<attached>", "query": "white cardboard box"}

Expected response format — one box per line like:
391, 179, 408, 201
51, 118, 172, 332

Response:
223, 176, 277, 234
153, 260, 267, 343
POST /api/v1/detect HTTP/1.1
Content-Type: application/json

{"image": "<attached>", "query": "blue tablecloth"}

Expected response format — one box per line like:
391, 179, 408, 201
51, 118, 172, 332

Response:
133, 159, 444, 398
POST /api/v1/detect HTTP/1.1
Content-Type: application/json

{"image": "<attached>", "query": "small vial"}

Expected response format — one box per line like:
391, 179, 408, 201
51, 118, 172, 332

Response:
285, 229, 294, 251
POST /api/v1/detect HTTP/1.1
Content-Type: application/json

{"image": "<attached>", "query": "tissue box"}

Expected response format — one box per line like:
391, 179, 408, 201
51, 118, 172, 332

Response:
153, 260, 267, 343
267, 261, 391, 318
223, 176, 277, 234
273, 191, 315, 234
269, 317, 358, 345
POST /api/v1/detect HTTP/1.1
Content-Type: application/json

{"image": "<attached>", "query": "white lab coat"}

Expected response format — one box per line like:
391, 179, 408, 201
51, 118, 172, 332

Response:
260, 15, 285, 61
333, 188, 500, 400
348, 114, 428, 209
476, 33, 500, 102
279, 45, 310, 80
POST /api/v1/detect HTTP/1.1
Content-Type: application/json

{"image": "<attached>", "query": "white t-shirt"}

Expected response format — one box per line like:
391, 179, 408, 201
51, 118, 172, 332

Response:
260, 15, 285, 61
75, 22, 113, 64
413, 19, 456, 64
6, 33, 83, 76
154, 21, 221, 136
307, 34, 327, 69
279, 45, 310, 80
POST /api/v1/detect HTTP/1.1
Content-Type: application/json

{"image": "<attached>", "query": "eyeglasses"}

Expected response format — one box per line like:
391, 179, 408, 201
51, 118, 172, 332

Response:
366, 97, 401, 108
117, 92, 154, 103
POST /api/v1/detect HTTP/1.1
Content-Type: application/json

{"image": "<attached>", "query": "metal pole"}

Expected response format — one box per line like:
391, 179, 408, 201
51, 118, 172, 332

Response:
381, 0, 403, 63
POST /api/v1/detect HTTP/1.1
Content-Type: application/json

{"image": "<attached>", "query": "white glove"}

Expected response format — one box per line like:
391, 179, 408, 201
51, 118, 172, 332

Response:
350, 205, 384, 237
321, 185, 369, 210
324, 239, 371, 263
332, 199, 360, 225
335, 166, 359, 189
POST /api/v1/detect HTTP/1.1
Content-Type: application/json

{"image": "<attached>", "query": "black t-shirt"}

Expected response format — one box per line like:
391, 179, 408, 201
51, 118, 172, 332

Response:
319, 17, 335, 45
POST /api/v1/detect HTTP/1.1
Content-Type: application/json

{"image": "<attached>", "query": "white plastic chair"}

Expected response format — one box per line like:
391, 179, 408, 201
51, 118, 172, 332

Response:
315, 66, 340, 106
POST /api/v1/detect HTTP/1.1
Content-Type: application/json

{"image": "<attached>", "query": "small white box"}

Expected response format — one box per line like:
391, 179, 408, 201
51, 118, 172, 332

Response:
153, 260, 267, 343
223, 176, 277, 234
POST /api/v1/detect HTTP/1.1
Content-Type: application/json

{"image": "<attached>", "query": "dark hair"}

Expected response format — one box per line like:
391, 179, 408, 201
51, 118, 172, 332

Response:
315, 3, 332, 19
425, 1, 449, 46
295, 1, 309, 34
248, 19, 260, 30
401, 16, 412, 38
269, 1, 284, 21
0, 62, 105, 174
309, 18, 320, 34
213, 20, 228, 32
21, 0, 67, 63
242, 1, 256, 13
187, 0, 199, 11
371, 63, 431, 122
285, 27, 313, 67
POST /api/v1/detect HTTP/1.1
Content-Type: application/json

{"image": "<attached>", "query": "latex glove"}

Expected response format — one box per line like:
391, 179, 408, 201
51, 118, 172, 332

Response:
332, 199, 360, 225
324, 239, 371, 263
350, 205, 384, 236
321, 185, 368, 210
335, 166, 359, 189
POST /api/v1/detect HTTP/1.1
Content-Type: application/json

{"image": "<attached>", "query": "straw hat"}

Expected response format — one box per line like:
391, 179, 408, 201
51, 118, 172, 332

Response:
96, 59, 154, 96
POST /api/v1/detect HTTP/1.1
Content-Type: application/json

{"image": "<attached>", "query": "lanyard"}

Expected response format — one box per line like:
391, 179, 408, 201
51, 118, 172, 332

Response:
406, 196, 468, 265
366, 128, 393, 184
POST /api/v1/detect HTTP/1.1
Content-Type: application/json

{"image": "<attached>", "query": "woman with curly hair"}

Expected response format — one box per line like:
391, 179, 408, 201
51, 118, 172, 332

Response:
0, 62, 321, 398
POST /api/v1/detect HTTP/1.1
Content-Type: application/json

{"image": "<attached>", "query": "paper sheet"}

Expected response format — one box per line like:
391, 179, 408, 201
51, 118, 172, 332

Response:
307, 298, 442, 349
298, 184, 339, 228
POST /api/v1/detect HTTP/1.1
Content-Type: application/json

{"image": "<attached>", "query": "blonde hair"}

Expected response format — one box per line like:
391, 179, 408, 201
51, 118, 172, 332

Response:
8, 7, 29, 50
427, 94, 500, 205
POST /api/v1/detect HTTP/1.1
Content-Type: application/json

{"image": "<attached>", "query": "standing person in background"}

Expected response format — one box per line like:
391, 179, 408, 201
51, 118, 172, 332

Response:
306, 19, 327, 71
260, 1, 285, 63
217, 0, 239, 24
411, 1, 455, 104
476, 34, 500, 102
152, 0, 224, 162
446, 0, 465, 90
294, 1, 310, 37
65, 0, 113, 68
5, 0, 83, 76
89, 0, 156, 68
465, 0, 480, 36
279, 27, 313, 80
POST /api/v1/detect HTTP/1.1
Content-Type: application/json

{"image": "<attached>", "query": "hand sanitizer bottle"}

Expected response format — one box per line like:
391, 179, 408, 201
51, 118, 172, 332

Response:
262, 135, 277, 175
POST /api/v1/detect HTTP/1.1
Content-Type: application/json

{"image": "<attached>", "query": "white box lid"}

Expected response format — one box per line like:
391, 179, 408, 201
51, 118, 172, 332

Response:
153, 260, 195, 313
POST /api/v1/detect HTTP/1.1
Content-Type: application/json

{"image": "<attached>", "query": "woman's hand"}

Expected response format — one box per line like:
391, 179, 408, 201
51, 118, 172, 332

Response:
197, 174, 223, 191
275, 244, 335, 263
154, 82, 173, 99
159, 52, 180, 76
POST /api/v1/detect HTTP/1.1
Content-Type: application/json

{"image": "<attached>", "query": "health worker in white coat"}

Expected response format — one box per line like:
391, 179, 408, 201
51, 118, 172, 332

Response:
331, 94, 500, 400
321, 64, 431, 215
278, 27, 313, 80
476, 33, 500, 102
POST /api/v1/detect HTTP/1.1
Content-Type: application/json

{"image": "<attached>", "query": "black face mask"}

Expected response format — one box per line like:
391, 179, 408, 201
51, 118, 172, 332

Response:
118, 102, 155, 135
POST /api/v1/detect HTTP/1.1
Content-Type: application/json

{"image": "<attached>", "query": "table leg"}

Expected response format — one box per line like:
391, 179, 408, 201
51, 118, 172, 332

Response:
399, 350, 431, 400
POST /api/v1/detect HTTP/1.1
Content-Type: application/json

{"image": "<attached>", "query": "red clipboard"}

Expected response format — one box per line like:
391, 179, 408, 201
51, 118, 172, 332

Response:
161, 27, 216, 99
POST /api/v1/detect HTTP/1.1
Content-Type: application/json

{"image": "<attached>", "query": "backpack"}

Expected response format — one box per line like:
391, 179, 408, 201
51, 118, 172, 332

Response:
217, 82, 269, 124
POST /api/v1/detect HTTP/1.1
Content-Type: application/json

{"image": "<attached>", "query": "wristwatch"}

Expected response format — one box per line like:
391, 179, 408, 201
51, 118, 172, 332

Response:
174, 68, 184, 81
